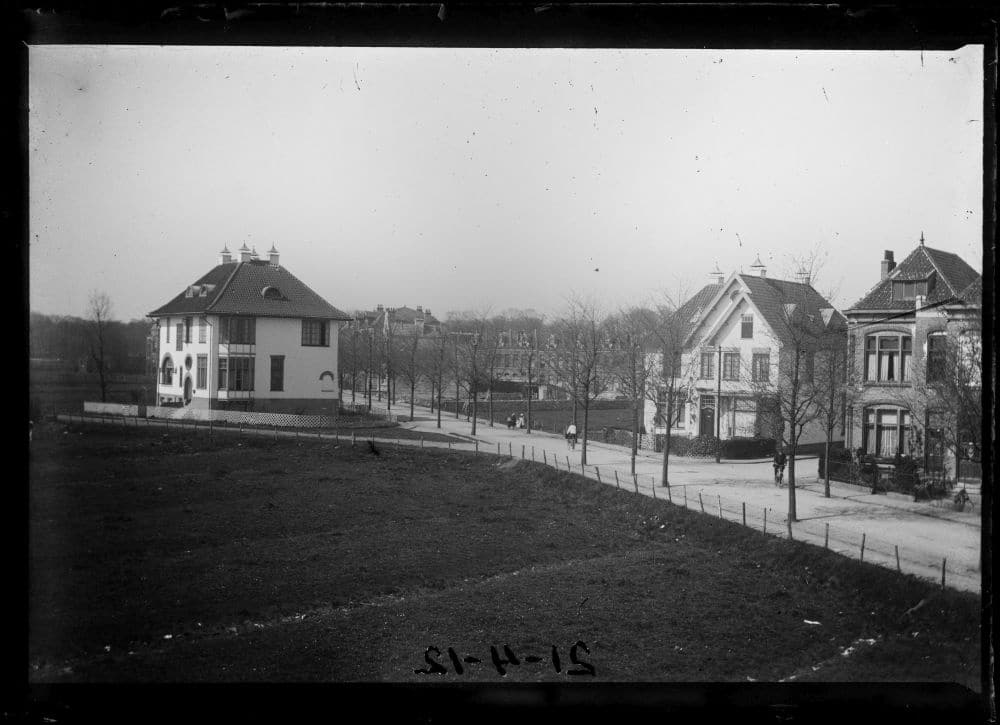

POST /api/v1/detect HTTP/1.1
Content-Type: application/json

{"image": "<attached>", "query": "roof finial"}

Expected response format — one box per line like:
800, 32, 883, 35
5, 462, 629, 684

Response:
920, 231, 925, 245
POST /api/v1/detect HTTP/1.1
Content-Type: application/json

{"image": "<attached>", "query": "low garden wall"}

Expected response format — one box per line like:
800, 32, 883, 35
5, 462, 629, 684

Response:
83, 402, 397, 429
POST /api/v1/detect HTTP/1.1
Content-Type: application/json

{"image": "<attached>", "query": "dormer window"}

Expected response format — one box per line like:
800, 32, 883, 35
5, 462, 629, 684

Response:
892, 273, 935, 302
261, 286, 286, 300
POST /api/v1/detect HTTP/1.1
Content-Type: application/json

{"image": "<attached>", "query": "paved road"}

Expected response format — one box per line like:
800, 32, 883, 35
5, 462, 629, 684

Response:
354, 394, 983, 594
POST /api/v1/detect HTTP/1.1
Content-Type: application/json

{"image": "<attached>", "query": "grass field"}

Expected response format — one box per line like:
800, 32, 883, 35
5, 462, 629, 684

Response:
29, 422, 981, 688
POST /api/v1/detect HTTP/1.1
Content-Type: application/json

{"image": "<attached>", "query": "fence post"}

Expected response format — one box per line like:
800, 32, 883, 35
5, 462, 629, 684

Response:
532, 446, 535, 462
614, 470, 620, 489
698, 492, 704, 513
787, 519, 793, 541
666, 484, 672, 503
763, 507, 767, 534
895, 545, 901, 573
651, 481, 656, 499
521, 445, 525, 460
825, 524, 829, 549
543, 451, 547, 465
352, 432, 356, 447
475, 440, 479, 454
859, 533, 866, 562
509, 442, 513, 457
498, 442, 501, 455
633, 474, 639, 494
683, 487, 687, 508
718, 495, 723, 518
941, 558, 947, 589
448, 440, 452, 450
742, 501, 746, 526
595, 467, 602, 483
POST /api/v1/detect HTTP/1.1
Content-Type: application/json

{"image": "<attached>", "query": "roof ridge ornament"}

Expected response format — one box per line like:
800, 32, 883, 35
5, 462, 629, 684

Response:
920, 231, 925, 246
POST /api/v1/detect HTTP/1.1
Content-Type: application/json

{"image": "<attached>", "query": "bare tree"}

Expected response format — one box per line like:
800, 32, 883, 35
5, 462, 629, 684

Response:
394, 330, 425, 421
87, 291, 113, 402
641, 293, 694, 488
423, 332, 451, 428
548, 296, 611, 465
811, 314, 852, 497
607, 307, 657, 475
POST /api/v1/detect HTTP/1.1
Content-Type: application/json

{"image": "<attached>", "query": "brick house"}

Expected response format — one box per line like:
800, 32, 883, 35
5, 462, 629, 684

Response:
148, 245, 352, 413
844, 238, 982, 478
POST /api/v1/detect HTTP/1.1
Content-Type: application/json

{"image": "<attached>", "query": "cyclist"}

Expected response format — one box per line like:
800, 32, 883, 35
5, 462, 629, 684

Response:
565, 422, 578, 450
773, 448, 787, 486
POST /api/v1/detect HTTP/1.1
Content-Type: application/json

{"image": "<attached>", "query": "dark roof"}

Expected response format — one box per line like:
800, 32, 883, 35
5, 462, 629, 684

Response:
358, 305, 442, 329
738, 274, 844, 340
957, 277, 982, 306
848, 245, 981, 311
149, 260, 351, 320
676, 283, 724, 339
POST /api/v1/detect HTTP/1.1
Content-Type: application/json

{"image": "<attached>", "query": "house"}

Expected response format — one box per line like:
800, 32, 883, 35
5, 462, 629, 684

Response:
148, 245, 352, 413
354, 304, 443, 336
643, 259, 847, 450
844, 237, 982, 479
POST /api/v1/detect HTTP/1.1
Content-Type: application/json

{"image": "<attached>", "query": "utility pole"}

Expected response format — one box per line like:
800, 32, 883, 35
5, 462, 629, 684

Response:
715, 346, 722, 463
454, 334, 460, 419
471, 332, 480, 436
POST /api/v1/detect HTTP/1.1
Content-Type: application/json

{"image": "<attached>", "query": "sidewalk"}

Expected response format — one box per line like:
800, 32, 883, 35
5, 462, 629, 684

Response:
354, 393, 983, 594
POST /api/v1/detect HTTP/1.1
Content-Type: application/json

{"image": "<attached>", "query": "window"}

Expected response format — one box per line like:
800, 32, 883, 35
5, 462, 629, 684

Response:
862, 406, 911, 458
752, 353, 770, 382
741, 314, 753, 339
926, 333, 947, 383
198, 317, 207, 344
218, 356, 254, 391
301, 319, 329, 347
270, 355, 284, 392
220, 316, 255, 345
722, 352, 740, 381
184, 317, 192, 343
160, 356, 174, 385
196, 355, 207, 389
864, 333, 911, 382
699, 351, 715, 380
800, 350, 814, 384
175, 323, 183, 351
165, 319, 170, 343
892, 276, 933, 302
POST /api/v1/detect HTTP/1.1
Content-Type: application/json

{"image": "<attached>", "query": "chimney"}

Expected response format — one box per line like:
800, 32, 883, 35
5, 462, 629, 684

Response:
251, 246, 259, 260
794, 267, 811, 285
881, 250, 895, 280
709, 262, 724, 285
238, 243, 252, 263
268, 245, 280, 268
377, 304, 384, 312
750, 254, 766, 278
219, 245, 233, 265
416, 305, 423, 313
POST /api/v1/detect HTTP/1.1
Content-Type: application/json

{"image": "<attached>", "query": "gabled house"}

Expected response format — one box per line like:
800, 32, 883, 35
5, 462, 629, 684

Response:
844, 237, 982, 478
644, 260, 846, 449
354, 304, 443, 336
148, 245, 352, 413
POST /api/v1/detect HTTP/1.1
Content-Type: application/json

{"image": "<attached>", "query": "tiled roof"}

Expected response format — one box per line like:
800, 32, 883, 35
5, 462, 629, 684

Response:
149, 260, 351, 320
676, 283, 724, 339
848, 245, 981, 311
738, 275, 845, 340
957, 277, 983, 306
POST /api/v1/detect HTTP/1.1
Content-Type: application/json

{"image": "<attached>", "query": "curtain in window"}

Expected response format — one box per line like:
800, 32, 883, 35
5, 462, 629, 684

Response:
863, 409, 877, 454
877, 410, 898, 457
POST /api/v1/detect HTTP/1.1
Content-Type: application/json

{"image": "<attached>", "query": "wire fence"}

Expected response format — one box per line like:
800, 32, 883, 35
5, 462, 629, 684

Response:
50, 413, 979, 594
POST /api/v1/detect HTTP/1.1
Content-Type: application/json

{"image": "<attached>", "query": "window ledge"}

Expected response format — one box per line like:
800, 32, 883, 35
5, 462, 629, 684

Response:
863, 381, 912, 388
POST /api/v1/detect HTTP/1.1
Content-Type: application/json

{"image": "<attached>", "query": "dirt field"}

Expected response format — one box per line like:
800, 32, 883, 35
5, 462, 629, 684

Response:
28, 422, 981, 691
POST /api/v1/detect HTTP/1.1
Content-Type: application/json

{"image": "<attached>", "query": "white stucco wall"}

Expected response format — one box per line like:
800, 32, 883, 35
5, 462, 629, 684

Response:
252, 317, 340, 400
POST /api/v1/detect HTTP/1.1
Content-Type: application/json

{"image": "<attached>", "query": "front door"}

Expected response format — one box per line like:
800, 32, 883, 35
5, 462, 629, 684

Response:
184, 375, 193, 405
699, 407, 715, 437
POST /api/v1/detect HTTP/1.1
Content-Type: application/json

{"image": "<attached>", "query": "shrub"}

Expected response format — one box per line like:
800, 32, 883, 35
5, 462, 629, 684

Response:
720, 437, 776, 459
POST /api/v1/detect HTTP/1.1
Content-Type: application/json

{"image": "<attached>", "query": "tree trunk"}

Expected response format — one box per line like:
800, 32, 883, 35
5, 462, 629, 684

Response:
661, 404, 672, 487
437, 375, 443, 428
581, 395, 590, 465
526, 359, 533, 434
410, 380, 415, 420
824, 434, 831, 497
488, 372, 494, 427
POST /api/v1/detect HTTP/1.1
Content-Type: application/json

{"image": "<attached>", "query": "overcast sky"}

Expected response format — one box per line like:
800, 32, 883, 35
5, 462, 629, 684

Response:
29, 45, 983, 322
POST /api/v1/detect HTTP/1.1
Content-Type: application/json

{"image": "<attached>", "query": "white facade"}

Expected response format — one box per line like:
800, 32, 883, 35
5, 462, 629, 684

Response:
643, 276, 837, 449
156, 314, 343, 413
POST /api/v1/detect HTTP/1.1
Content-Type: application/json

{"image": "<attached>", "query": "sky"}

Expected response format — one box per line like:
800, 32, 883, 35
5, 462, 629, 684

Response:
29, 45, 984, 322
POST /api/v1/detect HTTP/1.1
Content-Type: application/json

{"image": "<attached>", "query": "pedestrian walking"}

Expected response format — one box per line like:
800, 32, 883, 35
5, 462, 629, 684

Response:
517, 412, 525, 429
773, 448, 787, 487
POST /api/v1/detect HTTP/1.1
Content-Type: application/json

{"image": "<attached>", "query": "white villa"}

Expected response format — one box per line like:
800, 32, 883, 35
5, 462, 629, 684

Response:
148, 245, 351, 414
644, 259, 847, 450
